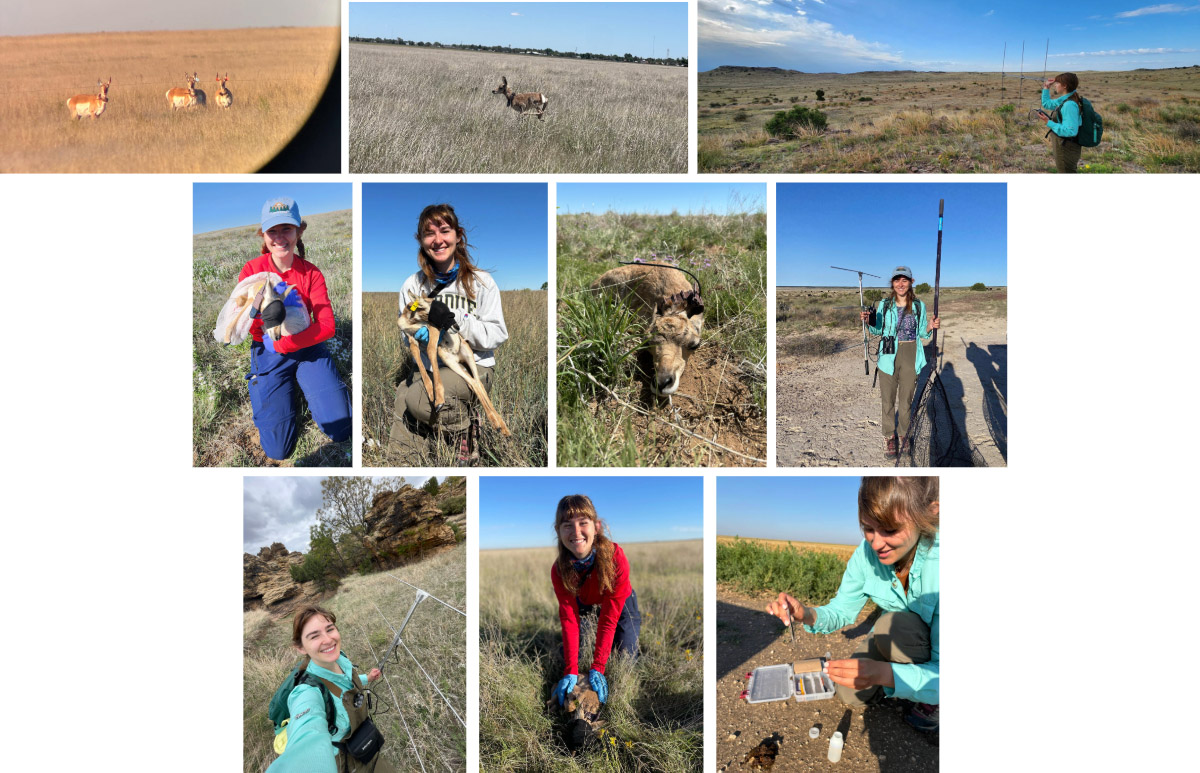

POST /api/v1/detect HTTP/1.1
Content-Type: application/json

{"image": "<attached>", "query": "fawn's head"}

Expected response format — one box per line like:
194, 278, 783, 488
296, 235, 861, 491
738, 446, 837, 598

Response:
647, 288, 704, 395
401, 292, 433, 324
491, 76, 511, 96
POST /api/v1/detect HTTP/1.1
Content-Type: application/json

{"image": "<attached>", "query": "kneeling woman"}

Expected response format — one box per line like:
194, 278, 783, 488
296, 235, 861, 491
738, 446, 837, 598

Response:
388, 203, 508, 463
269, 606, 394, 772
550, 495, 642, 706
860, 266, 940, 456
240, 197, 351, 461
767, 476, 939, 731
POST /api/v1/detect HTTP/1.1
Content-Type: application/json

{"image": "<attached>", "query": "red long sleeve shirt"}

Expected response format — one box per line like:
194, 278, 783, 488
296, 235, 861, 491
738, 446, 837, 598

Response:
551, 543, 632, 676
237, 254, 336, 356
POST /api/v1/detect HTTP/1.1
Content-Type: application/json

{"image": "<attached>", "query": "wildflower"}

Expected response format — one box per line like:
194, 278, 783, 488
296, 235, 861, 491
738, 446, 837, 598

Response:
599, 728, 607, 737
610, 737, 616, 746
625, 741, 633, 749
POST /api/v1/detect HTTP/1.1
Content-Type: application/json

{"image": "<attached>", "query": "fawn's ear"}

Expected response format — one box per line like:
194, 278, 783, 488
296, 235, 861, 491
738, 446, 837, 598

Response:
685, 288, 704, 318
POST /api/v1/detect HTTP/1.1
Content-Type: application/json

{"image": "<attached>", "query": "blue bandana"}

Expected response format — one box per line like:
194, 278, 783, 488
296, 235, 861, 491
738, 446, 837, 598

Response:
571, 551, 596, 573
434, 264, 459, 285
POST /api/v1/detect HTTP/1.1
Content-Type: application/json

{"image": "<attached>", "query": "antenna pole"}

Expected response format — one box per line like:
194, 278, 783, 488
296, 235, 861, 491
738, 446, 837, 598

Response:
1019, 41, 1025, 108
1043, 39, 1050, 84
932, 200, 944, 358
831, 265, 882, 376
1000, 42, 1006, 104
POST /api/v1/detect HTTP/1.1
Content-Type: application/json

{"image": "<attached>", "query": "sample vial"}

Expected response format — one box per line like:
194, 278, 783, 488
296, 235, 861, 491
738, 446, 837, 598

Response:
827, 731, 844, 762
809, 727, 820, 740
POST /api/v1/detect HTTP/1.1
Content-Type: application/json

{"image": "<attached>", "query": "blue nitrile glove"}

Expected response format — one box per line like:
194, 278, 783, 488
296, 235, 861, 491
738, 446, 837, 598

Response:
413, 326, 429, 344
588, 669, 608, 704
552, 674, 578, 706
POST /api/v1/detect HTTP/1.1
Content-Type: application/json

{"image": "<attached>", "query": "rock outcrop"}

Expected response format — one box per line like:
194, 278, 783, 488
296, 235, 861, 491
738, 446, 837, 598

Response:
243, 542, 319, 613
362, 483, 458, 564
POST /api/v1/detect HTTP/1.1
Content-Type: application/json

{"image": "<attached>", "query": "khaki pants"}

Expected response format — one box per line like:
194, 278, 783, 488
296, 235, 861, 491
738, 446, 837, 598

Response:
387, 364, 493, 463
835, 611, 932, 707
1052, 134, 1081, 173
878, 341, 917, 438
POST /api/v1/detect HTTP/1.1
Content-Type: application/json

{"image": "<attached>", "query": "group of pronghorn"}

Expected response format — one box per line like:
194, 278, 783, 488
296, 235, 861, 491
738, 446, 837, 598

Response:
66, 72, 234, 120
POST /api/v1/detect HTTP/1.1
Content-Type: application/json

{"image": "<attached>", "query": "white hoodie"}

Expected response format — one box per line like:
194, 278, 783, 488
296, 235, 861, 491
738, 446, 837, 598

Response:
399, 269, 508, 368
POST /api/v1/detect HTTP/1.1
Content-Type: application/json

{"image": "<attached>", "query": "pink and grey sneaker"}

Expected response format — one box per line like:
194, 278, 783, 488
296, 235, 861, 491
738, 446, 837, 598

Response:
905, 702, 939, 732
885, 435, 898, 456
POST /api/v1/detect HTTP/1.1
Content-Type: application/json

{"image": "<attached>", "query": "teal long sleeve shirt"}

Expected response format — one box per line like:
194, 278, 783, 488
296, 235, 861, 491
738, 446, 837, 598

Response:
1042, 89, 1082, 138
803, 534, 939, 704
866, 299, 932, 377
267, 653, 370, 773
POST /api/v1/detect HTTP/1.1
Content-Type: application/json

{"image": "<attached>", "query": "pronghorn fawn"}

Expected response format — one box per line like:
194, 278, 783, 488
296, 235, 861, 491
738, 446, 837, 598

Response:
166, 73, 198, 110
492, 76, 548, 120
214, 273, 311, 346
546, 683, 604, 751
67, 78, 112, 120
397, 293, 511, 436
591, 263, 704, 396
215, 74, 233, 109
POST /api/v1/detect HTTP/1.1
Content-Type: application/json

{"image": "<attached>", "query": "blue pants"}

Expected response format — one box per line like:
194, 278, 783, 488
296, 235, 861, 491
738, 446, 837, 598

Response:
247, 341, 351, 460
575, 588, 642, 662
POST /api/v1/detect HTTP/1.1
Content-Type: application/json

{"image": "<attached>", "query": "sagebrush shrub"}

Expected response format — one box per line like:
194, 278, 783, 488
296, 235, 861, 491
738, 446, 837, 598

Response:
764, 105, 828, 137
970, 282, 987, 291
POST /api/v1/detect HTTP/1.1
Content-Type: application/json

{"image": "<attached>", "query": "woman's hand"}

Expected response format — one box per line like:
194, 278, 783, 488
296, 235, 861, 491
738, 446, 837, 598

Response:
930, 315, 940, 330
367, 668, 382, 682
765, 592, 810, 628
552, 674, 578, 706
428, 300, 456, 331
588, 669, 608, 704
825, 658, 894, 690
860, 310, 870, 322
1043, 78, 1055, 90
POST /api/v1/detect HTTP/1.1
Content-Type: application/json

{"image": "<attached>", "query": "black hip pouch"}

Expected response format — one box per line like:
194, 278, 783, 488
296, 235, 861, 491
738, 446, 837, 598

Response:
345, 717, 385, 762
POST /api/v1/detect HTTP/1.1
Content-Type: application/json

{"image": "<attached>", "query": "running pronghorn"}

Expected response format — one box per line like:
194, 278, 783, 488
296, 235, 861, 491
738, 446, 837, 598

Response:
215, 74, 233, 109
67, 78, 112, 120
166, 73, 198, 110
491, 76, 548, 120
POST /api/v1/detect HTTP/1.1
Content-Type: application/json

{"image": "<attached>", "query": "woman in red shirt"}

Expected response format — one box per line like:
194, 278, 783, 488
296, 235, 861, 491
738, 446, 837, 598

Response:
238, 197, 351, 461
550, 494, 641, 706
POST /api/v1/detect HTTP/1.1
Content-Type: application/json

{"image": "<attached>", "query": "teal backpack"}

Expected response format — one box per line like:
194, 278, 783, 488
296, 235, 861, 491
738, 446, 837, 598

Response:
1074, 97, 1103, 147
268, 656, 338, 753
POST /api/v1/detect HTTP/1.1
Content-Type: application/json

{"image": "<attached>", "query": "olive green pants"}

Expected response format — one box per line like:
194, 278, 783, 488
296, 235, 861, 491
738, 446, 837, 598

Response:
1052, 134, 1081, 173
834, 611, 932, 707
387, 364, 493, 464
878, 341, 917, 438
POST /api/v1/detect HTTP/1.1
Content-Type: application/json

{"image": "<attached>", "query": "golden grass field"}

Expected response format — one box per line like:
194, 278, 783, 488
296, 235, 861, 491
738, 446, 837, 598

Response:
350, 44, 688, 173
699, 65, 1200, 172
0, 27, 338, 173
716, 535, 858, 562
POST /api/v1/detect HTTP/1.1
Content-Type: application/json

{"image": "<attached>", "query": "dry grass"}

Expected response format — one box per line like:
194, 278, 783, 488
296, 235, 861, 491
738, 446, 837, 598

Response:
350, 44, 687, 173
361, 290, 548, 467
244, 544, 466, 773
480, 541, 703, 772
715, 535, 857, 562
698, 66, 1200, 173
0, 27, 338, 173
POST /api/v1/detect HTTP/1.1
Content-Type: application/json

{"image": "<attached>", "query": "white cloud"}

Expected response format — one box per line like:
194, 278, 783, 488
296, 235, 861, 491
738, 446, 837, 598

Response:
511, 12, 521, 16
698, 0, 904, 64
1115, 4, 1200, 18
1050, 46, 1198, 56
985, 9, 995, 16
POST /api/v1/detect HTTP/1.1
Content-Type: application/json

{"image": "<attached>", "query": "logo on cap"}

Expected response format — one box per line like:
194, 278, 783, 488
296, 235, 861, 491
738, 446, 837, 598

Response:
269, 201, 291, 213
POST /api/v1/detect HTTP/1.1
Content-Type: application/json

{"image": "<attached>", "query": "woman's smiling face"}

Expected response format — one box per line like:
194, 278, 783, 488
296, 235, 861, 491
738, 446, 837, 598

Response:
558, 513, 596, 559
860, 511, 920, 566
420, 218, 459, 266
892, 276, 912, 297
263, 223, 303, 260
296, 613, 341, 668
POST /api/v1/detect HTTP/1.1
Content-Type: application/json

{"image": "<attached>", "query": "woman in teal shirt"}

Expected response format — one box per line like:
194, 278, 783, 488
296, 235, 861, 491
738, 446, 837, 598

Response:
767, 476, 940, 731
1040, 72, 1084, 173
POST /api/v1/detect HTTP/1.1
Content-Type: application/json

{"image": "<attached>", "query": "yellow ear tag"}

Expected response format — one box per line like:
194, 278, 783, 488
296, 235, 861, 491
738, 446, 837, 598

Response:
408, 301, 420, 312
273, 719, 289, 754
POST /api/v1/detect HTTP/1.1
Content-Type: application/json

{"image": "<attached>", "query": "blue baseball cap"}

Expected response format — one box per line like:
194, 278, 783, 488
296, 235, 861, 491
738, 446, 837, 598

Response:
891, 266, 913, 281
261, 197, 301, 231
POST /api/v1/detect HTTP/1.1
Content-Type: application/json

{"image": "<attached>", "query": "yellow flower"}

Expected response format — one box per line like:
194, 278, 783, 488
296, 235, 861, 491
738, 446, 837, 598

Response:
599, 729, 606, 737
610, 737, 616, 746
625, 741, 633, 749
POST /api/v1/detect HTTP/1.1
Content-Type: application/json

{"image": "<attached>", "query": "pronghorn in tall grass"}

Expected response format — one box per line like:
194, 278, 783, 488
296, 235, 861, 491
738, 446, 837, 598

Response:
166, 73, 198, 110
67, 78, 111, 120
215, 74, 233, 109
492, 76, 548, 120
190, 72, 208, 107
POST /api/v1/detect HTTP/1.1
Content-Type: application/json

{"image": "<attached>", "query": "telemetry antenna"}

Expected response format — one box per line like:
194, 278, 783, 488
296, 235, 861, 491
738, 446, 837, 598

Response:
831, 265, 881, 376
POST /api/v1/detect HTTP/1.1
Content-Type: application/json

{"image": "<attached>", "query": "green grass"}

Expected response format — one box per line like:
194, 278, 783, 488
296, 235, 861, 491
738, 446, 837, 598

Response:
716, 539, 847, 604
361, 290, 548, 467
244, 544, 466, 773
557, 210, 767, 466
480, 542, 702, 772
192, 209, 352, 467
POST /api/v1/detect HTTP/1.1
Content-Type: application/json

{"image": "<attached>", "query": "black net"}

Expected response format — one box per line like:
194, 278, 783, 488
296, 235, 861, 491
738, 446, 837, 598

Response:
896, 348, 987, 468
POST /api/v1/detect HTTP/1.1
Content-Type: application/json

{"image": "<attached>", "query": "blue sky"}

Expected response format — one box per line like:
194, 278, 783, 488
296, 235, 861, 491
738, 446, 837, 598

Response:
351, 2, 688, 59
776, 182, 1007, 287
718, 476, 868, 545
558, 183, 766, 215
9, 0, 337, 35
479, 476, 703, 550
699, 1, 1200, 72
193, 183, 351, 234
362, 183, 548, 292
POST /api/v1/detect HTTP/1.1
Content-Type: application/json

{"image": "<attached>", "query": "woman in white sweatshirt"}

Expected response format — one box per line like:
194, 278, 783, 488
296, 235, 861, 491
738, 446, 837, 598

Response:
387, 203, 508, 463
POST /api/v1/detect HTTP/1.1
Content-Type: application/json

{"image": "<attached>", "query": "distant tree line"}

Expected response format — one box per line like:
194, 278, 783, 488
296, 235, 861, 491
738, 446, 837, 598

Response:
350, 36, 687, 67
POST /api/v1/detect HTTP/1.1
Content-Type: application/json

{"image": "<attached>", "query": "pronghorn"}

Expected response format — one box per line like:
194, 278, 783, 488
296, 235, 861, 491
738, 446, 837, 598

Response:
67, 78, 111, 120
212, 272, 311, 346
491, 76, 548, 120
397, 292, 512, 436
546, 683, 604, 751
166, 73, 198, 110
591, 263, 704, 396
190, 71, 208, 107
215, 74, 233, 109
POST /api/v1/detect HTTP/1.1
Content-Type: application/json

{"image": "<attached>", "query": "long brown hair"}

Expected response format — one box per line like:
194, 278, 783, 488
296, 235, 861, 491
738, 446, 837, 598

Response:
1054, 72, 1083, 107
415, 203, 480, 301
553, 494, 616, 596
257, 220, 308, 260
858, 476, 939, 572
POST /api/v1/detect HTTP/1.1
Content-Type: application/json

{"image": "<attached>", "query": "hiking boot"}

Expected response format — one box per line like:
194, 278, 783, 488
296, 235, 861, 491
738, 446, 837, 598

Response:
900, 436, 912, 455
885, 436, 898, 456
905, 702, 939, 732
456, 434, 471, 467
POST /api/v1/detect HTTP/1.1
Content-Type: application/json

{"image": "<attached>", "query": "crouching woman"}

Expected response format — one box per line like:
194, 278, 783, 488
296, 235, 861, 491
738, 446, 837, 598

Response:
268, 606, 394, 772
767, 476, 939, 731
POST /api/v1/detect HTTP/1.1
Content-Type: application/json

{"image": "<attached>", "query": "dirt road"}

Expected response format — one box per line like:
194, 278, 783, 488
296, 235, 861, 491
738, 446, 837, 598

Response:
717, 588, 938, 773
776, 291, 1006, 467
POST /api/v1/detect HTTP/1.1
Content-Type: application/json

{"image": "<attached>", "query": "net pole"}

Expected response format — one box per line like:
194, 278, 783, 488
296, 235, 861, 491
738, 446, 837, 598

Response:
1001, 42, 1006, 104
1019, 41, 1025, 108
932, 199, 944, 359
858, 272, 868, 375
1043, 39, 1049, 84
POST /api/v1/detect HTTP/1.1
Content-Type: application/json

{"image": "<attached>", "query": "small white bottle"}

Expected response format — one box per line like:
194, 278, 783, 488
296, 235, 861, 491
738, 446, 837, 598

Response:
808, 726, 820, 740
827, 731, 844, 763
